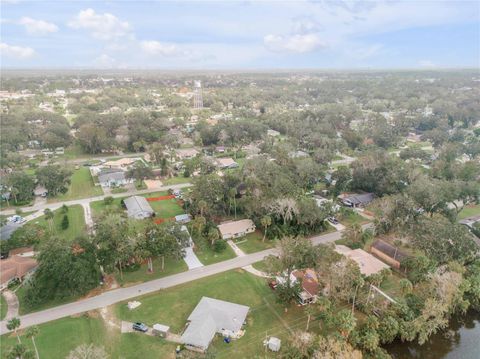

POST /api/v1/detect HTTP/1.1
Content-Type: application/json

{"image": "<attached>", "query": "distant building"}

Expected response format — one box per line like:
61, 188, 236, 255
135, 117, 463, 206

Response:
339, 193, 375, 208
124, 196, 154, 219
215, 157, 239, 170
98, 169, 131, 188
181, 297, 249, 352
176, 148, 199, 160
267, 129, 280, 137
218, 219, 256, 240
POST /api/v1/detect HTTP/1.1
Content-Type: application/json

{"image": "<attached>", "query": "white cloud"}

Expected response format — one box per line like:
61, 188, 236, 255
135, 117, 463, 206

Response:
93, 54, 117, 68
264, 33, 326, 53
140, 40, 180, 56
0, 42, 35, 59
19, 17, 58, 35
69, 8, 132, 40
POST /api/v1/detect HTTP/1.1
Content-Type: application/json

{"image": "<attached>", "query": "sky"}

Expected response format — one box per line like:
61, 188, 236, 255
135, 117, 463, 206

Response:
1, 0, 479, 69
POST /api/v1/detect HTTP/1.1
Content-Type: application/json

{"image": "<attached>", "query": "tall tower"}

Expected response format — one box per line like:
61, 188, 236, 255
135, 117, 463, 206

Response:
193, 80, 203, 109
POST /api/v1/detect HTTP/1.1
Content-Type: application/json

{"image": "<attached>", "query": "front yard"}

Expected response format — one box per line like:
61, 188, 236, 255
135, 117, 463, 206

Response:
234, 231, 277, 254
55, 167, 103, 201
458, 204, 480, 220
115, 257, 188, 286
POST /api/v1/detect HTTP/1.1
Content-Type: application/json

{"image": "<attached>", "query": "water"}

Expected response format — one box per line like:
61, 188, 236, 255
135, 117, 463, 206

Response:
385, 311, 480, 359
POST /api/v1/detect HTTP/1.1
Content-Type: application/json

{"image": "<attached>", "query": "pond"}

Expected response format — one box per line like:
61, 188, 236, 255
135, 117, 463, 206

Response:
385, 311, 480, 358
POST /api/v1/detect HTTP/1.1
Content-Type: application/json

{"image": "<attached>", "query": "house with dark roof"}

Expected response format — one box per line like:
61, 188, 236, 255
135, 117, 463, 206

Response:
124, 196, 154, 219
181, 297, 249, 352
339, 193, 375, 208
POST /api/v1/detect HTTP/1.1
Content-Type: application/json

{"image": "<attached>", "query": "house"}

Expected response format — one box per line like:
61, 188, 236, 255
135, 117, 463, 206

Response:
370, 240, 409, 270
289, 150, 309, 159
1, 249, 38, 291
217, 219, 256, 240
406, 132, 422, 143
33, 185, 48, 197
215, 157, 239, 169
339, 193, 375, 208
313, 195, 339, 212
124, 196, 154, 219
293, 269, 320, 305
181, 297, 249, 352
103, 157, 138, 168
176, 148, 199, 160
267, 129, 280, 137
175, 214, 192, 224
98, 169, 131, 187
215, 146, 225, 153
335, 245, 390, 276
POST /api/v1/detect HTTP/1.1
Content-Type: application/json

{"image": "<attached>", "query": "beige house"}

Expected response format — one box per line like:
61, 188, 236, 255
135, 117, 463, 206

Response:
215, 157, 238, 169
218, 219, 256, 240
335, 245, 390, 276
176, 148, 199, 160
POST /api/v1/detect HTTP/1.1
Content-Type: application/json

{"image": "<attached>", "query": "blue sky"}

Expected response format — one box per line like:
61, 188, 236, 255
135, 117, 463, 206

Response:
1, 0, 479, 69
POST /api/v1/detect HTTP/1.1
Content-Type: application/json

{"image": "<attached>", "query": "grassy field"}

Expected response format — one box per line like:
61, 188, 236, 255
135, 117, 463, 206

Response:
116, 270, 315, 358
148, 198, 184, 219
25, 204, 86, 242
116, 257, 188, 286
90, 197, 124, 219
163, 176, 191, 185
458, 204, 480, 220
55, 167, 103, 201
235, 231, 277, 254
0, 294, 7, 320
338, 211, 369, 226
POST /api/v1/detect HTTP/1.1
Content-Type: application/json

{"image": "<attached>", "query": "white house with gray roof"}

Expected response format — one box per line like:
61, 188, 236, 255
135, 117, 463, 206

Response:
98, 169, 132, 188
124, 196, 154, 219
181, 297, 249, 352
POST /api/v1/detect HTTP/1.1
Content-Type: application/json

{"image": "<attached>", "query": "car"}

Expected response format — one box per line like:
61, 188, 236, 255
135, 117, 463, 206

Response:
327, 217, 339, 225
132, 322, 148, 332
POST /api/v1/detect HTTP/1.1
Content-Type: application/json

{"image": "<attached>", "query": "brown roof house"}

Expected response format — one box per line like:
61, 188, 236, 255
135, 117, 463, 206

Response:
217, 219, 255, 240
1, 248, 38, 290
293, 269, 320, 305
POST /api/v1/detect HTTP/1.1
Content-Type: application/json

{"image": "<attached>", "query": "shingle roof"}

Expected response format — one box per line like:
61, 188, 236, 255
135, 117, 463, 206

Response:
0, 256, 38, 285
218, 219, 255, 238
98, 170, 125, 183
181, 297, 249, 350
124, 196, 154, 218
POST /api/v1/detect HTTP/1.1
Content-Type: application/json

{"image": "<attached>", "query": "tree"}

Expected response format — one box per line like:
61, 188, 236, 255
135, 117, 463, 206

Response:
399, 278, 413, 295
61, 214, 69, 230
103, 196, 114, 206
67, 344, 109, 359
6, 172, 35, 204
61, 204, 69, 214
126, 162, 154, 182
25, 326, 40, 359
207, 227, 220, 247
6, 343, 35, 359
260, 215, 272, 242
403, 255, 436, 284
7, 317, 21, 344
43, 208, 54, 232
333, 309, 356, 338
36, 165, 72, 197
77, 123, 111, 154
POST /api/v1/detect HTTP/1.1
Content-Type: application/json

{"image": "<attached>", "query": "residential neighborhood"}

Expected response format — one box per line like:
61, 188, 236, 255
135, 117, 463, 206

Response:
0, 1, 479, 356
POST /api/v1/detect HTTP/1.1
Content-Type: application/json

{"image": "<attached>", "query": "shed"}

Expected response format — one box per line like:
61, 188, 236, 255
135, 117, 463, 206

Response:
267, 337, 281, 352
153, 324, 170, 338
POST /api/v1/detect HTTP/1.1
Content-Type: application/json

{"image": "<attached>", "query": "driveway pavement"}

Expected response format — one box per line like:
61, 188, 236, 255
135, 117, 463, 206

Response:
0, 224, 373, 334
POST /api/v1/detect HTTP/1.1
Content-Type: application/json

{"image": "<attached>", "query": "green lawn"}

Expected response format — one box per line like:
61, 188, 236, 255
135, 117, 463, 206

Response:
148, 198, 184, 219
24, 204, 86, 242
163, 176, 191, 185
338, 211, 369, 226
55, 167, 103, 201
193, 240, 236, 265
251, 260, 270, 273
116, 270, 315, 358
0, 294, 7, 320
90, 197, 124, 219
115, 257, 188, 286
458, 204, 480, 220
235, 231, 277, 254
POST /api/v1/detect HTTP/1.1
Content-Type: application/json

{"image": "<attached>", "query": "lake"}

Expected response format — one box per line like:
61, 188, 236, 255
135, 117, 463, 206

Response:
385, 311, 480, 358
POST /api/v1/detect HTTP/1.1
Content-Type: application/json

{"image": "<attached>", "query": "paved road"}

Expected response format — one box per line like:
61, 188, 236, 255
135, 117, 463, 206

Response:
0, 224, 372, 334
0, 183, 192, 217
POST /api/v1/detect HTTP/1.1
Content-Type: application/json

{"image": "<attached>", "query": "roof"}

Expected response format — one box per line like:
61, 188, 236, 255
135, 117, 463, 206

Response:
98, 170, 125, 183
218, 219, 255, 237
153, 324, 170, 332
104, 157, 136, 167
175, 214, 191, 222
216, 157, 238, 168
342, 193, 374, 205
292, 269, 319, 296
181, 297, 249, 350
0, 256, 38, 285
124, 196, 154, 217
176, 148, 199, 158
335, 245, 390, 276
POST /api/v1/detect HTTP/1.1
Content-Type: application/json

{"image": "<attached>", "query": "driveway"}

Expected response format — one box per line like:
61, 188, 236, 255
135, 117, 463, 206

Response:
0, 223, 372, 334
2, 290, 19, 319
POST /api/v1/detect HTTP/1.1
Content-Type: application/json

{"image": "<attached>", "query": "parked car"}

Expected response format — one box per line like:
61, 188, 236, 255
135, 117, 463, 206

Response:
327, 217, 339, 225
132, 322, 148, 332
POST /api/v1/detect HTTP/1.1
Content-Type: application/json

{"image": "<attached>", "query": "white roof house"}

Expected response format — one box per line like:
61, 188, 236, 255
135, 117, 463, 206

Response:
215, 157, 239, 169
124, 196, 154, 219
335, 245, 390, 276
217, 219, 256, 240
181, 297, 249, 352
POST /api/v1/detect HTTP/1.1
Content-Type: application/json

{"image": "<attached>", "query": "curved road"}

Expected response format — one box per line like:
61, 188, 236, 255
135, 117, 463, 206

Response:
0, 225, 371, 334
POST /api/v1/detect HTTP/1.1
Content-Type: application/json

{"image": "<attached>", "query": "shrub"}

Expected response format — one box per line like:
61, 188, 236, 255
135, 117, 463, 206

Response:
61, 214, 69, 230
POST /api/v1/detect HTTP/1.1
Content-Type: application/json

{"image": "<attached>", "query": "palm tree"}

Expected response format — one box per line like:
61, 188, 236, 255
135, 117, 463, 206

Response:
399, 278, 413, 295
207, 227, 220, 246
305, 306, 315, 331
228, 188, 237, 219
260, 215, 272, 242
198, 200, 207, 218
25, 326, 40, 359
7, 317, 21, 344
7, 343, 35, 359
